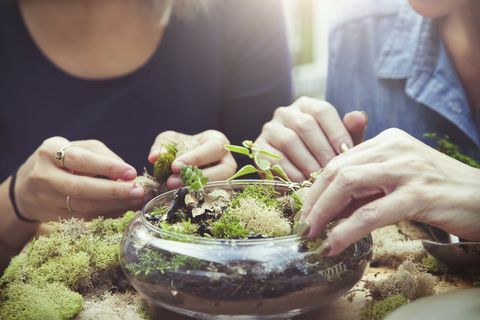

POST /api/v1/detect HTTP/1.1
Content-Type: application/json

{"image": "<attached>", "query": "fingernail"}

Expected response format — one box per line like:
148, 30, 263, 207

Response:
130, 185, 144, 198
317, 239, 332, 256
340, 142, 350, 153
123, 168, 137, 180
360, 111, 369, 125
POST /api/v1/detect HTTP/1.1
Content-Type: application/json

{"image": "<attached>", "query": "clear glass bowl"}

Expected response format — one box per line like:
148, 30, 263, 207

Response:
120, 180, 373, 320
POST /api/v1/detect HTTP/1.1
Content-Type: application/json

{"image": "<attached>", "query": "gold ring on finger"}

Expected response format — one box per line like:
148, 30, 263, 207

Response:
56, 144, 74, 168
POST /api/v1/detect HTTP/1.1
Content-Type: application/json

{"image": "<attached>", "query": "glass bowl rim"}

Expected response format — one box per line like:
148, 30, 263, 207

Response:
140, 179, 372, 253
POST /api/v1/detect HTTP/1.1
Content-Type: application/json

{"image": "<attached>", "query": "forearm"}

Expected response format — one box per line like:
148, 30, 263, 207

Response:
0, 177, 40, 272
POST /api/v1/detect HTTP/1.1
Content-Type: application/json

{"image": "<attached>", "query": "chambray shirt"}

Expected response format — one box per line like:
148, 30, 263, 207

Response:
326, 0, 480, 159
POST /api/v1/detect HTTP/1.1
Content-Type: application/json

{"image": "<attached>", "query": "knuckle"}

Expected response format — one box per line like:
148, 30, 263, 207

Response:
296, 96, 312, 107
157, 130, 177, 141
322, 159, 340, 183
290, 115, 316, 133
278, 130, 298, 150
356, 205, 381, 226
262, 121, 275, 134
28, 167, 47, 186
273, 106, 288, 118
336, 167, 359, 190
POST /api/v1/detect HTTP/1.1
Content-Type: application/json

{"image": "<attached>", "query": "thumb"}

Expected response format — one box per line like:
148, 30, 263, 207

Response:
343, 111, 368, 145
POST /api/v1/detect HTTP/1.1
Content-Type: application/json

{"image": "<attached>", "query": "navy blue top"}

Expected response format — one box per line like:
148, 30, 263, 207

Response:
0, 0, 292, 180
327, 0, 480, 160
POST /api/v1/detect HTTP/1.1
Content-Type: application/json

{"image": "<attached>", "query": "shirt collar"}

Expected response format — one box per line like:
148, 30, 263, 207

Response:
375, 3, 480, 147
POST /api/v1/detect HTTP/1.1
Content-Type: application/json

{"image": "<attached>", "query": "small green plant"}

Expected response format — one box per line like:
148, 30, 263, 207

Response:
225, 140, 290, 181
159, 220, 198, 235
126, 249, 203, 277
421, 255, 448, 274
181, 165, 208, 191
424, 133, 480, 168
153, 143, 178, 182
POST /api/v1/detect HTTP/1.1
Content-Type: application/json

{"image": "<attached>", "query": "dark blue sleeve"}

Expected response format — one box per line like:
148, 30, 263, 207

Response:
219, 0, 293, 145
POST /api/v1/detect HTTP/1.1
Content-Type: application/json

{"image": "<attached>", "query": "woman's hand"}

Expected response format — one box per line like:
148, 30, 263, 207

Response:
15, 137, 145, 222
301, 128, 480, 256
148, 130, 237, 189
255, 97, 368, 182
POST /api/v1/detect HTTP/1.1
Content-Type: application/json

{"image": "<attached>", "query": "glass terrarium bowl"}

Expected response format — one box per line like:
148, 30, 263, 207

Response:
120, 180, 373, 320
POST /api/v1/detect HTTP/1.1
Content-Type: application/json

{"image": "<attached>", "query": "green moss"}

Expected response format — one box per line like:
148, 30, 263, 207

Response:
229, 185, 281, 210
153, 144, 178, 182
88, 239, 121, 270
126, 249, 200, 277
88, 211, 136, 236
0, 253, 28, 286
421, 255, 448, 274
0, 282, 83, 320
159, 220, 198, 235
211, 197, 291, 239
30, 252, 90, 288
211, 214, 249, 239
150, 206, 169, 217
360, 294, 408, 320
0, 211, 136, 319
425, 133, 480, 168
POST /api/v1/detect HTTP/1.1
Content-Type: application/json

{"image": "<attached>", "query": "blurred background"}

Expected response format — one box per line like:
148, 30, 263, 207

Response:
283, 0, 345, 99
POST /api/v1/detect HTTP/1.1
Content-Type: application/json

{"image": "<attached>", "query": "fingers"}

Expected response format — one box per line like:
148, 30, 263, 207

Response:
172, 138, 226, 172
50, 170, 145, 201
305, 163, 396, 238
253, 142, 306, 182
279, 107, 337, 166
74, 139, 124, 162
167, 152, 238, 190
148, 131, 187, 164
326, 192, 408, 256
260, 121, 321, 178
343, 111, 368, 145
60, 146, 136, 180
202, 153, 237, 181
172, 131, 229, 173
296, 97, 354, 155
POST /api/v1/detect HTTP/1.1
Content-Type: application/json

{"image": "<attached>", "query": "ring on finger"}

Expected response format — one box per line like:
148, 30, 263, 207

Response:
66, 195, 76, 213
56, 145, 75, 168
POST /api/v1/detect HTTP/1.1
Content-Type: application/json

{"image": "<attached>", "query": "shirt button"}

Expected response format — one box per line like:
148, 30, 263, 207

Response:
447, 101, 462, 114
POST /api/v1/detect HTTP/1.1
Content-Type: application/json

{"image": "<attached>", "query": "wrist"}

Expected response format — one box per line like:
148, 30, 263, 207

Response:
10, 167, 40, 223
0, 176, 40, 253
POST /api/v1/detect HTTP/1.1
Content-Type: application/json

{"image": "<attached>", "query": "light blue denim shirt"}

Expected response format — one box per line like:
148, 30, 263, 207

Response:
326, 0, 480, 159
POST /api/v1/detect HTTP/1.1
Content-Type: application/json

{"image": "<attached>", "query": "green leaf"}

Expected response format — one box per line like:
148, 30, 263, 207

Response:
224, 144, 250, 156
259, 149, 282, 159
228, 165, 258, 180
254, 153, 271, 171
242, 140, 254, 148
271, 164, 291, 182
